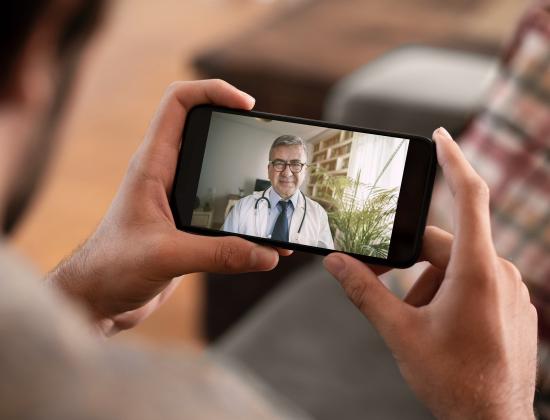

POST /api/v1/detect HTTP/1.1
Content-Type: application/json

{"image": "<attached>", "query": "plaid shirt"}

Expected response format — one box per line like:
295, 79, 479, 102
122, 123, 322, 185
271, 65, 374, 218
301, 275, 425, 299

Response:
456, 2, 550, 289
432, 1, 550, 413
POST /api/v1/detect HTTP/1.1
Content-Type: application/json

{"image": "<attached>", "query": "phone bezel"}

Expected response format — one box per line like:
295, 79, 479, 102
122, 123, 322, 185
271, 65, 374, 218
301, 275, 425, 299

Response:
170, 105, 437, 268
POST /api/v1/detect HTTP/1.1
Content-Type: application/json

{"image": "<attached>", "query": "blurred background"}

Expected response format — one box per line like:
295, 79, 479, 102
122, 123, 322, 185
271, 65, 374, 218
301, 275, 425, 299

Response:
12, 0, 527, 348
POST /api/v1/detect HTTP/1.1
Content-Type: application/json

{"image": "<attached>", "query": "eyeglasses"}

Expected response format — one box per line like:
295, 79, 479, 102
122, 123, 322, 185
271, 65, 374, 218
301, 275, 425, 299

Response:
269, 159, 308, 173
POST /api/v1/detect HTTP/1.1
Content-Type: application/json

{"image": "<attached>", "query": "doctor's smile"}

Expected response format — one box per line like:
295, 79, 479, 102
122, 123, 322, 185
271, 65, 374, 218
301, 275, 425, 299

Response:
223, 134, 334, 248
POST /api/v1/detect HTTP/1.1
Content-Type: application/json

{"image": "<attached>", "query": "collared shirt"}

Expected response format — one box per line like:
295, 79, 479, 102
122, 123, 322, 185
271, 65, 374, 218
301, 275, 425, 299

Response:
267, 188, 300, 238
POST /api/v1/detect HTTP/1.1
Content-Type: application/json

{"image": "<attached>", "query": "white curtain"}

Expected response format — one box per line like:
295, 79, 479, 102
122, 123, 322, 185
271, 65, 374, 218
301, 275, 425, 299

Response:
347, 133, 409, 204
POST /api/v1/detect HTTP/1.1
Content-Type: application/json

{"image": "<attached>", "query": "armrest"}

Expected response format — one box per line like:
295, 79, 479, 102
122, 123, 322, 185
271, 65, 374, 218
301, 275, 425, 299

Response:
213, 260, 432, 420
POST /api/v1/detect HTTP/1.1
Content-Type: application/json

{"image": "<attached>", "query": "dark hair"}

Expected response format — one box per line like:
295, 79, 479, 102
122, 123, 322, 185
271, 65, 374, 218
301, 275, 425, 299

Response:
0, 0, 105, 96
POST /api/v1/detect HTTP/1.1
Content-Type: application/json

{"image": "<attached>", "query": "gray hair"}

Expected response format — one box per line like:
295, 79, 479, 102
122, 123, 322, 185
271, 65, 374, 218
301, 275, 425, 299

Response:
269, 134, 308, 161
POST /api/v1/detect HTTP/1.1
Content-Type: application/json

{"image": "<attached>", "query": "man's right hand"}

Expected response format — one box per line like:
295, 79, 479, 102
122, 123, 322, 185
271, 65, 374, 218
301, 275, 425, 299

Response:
324, 128, 537, 419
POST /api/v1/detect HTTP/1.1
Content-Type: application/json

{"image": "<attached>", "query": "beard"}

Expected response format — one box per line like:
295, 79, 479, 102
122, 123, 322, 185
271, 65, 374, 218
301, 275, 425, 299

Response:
2, 133, 54, 235
2, 56, 77, 236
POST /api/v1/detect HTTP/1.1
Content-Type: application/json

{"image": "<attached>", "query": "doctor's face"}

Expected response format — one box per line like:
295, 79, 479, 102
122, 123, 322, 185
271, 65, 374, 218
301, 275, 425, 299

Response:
268, 145, 307, 199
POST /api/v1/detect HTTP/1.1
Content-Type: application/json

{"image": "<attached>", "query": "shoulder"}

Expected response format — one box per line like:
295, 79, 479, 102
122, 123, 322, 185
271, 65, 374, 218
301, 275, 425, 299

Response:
236, 193, 260, 206
229, 193, 263, 217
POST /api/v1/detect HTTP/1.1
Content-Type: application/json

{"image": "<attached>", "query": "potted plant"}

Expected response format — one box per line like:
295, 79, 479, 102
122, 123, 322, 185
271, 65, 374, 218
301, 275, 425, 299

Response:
311, 168, 398, 258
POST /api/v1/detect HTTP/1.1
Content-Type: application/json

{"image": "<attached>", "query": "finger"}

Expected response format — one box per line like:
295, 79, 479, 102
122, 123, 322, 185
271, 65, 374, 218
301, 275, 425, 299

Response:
156, 276, 183, 307
364, 226, 452, 277
323, 253, 413, 342
107, 277, 183, 333
110, 294, 163, 332
432, 128, 496, 265
499, 258, 530, 301
420, 225, 453, 270
404, 264, 445, 307
147, 79, 255, 151
137, 80, 255, 188
368, 264, 392, 276
157, 232, 279, 276
276, 248, 294, 257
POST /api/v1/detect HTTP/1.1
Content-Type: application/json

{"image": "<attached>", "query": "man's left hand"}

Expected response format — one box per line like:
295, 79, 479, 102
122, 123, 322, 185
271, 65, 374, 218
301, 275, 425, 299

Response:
47, 80, 290, 336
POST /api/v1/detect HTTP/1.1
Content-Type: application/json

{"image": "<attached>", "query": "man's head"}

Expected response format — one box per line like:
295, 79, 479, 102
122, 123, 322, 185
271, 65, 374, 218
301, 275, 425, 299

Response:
0, 0, 104, 235
267, 135, 308, 199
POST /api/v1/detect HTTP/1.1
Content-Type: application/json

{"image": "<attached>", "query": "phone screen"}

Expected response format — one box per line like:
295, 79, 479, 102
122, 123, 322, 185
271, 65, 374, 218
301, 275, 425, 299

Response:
191, 110, 411, 260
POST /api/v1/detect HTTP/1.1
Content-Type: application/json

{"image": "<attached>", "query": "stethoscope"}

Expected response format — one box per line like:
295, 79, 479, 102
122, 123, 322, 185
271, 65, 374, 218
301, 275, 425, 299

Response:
254, 187, 307, 236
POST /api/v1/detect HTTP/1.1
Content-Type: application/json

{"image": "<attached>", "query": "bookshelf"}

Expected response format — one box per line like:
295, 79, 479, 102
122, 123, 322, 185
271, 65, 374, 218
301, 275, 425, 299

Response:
307, 130, 353, 199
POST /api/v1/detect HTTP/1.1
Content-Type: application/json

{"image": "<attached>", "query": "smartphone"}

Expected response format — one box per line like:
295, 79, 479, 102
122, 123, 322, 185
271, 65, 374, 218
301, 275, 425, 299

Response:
170, 105, 436, 268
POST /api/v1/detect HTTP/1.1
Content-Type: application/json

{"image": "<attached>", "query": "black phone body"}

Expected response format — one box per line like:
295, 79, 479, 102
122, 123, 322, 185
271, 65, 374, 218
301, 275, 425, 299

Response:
170, 105, 436, 268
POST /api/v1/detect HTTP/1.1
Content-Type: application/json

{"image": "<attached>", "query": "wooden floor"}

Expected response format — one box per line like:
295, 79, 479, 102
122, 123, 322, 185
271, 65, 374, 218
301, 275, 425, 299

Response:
12, 0, 525, 347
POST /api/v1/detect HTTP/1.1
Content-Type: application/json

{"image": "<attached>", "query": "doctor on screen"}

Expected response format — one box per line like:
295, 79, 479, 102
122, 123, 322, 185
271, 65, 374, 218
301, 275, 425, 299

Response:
222, 135, 334, 249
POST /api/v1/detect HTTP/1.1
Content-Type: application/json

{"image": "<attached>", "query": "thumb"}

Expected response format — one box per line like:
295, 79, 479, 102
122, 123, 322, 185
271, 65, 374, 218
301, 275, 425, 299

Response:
162, 232, 279, 276
323, 253, 412, 342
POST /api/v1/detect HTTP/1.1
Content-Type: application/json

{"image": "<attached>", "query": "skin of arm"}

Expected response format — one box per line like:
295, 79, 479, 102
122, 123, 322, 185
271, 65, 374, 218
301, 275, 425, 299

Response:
323, 128, 537, 419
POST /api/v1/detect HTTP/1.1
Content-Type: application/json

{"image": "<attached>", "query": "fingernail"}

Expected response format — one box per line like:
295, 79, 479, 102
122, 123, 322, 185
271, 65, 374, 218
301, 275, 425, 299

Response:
323, 254, 346, 277
250, 246, 274, 269
241, 91, 256, 104
436, 127, 452, 140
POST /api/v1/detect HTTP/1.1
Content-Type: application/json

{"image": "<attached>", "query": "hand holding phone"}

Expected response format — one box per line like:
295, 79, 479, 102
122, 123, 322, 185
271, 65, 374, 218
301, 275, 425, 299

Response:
47, 80, 286, 336
171, 105, 436, 267
324, 129, 537, 419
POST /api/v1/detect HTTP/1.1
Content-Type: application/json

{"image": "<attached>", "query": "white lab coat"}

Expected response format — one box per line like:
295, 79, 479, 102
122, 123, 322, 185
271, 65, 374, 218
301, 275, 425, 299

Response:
222, 187, 334, 249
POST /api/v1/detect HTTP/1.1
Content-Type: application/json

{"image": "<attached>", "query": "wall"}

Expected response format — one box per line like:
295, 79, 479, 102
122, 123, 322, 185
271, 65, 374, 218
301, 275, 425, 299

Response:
198, 113, 328, 224
198, 113, 280, 225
